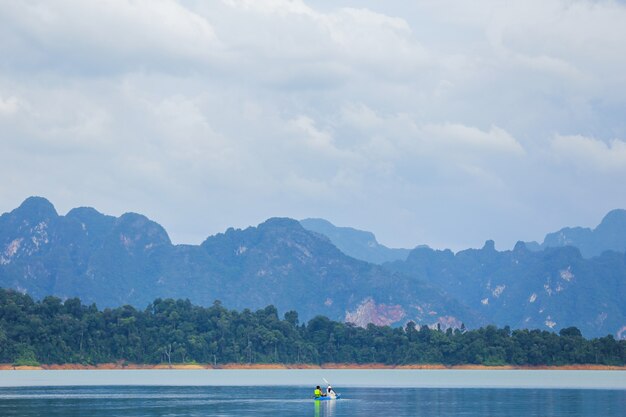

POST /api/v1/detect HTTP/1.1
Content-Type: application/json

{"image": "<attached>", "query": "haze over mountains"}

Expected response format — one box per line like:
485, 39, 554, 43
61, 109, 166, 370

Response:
1, 197, 625, 339
302, 211, 626, 264
300, 218, 414, 264
524, 209, 626, 258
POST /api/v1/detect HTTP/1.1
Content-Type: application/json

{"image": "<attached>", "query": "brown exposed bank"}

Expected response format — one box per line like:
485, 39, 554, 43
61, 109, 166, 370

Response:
1, 363, 624, 371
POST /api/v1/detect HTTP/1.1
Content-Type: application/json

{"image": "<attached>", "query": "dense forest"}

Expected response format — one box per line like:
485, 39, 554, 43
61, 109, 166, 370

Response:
0, 289, 624, 366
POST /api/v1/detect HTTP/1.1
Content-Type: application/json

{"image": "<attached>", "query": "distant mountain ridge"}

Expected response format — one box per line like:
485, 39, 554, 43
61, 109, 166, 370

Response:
0, 197, 477, 331
300, 218, 413, 264
525, 209, 626, 258
1, 197, 625, 338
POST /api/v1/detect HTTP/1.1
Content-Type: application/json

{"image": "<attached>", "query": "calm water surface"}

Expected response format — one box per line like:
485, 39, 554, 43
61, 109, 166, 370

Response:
0, 386, 624, 417
2, 369, 625, 389
0, 370, 624, 417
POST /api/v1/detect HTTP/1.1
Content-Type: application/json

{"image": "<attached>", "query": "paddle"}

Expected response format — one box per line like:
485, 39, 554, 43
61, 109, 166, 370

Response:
322, 377, 339, 398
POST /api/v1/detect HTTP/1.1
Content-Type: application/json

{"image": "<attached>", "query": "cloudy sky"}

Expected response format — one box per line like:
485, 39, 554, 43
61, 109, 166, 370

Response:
1, 0, 625, 251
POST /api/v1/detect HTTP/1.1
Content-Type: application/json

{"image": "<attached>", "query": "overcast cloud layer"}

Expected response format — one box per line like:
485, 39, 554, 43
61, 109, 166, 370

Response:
1, 0, 625, 250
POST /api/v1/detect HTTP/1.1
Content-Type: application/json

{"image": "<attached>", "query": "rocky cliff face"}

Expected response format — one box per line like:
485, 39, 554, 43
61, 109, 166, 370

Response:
0, 197, 173, 306
385, 241, 626, 338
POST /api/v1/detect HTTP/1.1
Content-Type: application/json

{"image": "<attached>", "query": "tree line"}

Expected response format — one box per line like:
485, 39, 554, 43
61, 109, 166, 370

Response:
0, 289, 623, 366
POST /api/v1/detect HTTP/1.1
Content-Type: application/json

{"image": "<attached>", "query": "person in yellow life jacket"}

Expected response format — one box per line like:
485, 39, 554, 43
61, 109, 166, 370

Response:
314, 385, 324, 398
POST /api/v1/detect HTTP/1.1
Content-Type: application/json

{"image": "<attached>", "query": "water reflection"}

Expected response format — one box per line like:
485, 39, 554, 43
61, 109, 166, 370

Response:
314, 399, 336, 417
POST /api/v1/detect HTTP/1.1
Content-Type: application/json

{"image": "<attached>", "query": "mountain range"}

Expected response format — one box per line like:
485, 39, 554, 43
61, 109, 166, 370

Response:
0, 197, 477, 330
1, 197, 625, 338
386, 241, 625, 340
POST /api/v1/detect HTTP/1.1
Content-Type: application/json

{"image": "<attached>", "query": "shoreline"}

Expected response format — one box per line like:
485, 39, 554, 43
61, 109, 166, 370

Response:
1, 363, 624, 371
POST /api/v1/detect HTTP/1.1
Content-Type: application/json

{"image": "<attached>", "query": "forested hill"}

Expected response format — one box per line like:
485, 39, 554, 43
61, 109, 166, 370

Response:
0, 290, 623, 367
1, 197, 625, 338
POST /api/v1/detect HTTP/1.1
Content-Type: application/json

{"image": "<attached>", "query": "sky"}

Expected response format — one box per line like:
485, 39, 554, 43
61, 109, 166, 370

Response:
1, 0, 626, 251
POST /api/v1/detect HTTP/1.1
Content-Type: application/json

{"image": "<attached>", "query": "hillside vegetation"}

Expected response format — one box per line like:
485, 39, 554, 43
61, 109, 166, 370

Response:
1, 289, 623, 367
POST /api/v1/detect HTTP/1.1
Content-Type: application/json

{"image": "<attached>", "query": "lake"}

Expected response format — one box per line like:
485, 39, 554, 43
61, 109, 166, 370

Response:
0, 370, 624, 417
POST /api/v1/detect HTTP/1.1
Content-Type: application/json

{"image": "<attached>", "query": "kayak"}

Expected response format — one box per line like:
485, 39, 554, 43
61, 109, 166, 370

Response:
314, 395, 341, 401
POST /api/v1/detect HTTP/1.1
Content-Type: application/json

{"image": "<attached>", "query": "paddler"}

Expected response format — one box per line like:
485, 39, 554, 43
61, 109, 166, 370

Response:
326, 385, 336, 399
314, 385, 324, 398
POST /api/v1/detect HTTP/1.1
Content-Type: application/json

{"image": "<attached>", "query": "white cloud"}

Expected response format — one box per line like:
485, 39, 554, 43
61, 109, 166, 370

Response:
222, 0, 315, 16
288, 115, 359, 162
421, 123, 525, 156
335, 104, 525, 167
0, 0, 625, 250
0, 0, 219, 73
0, 95, 21, 116
193, 0, 432, 90
551, 134, 626, 172
483, 0, 626, 94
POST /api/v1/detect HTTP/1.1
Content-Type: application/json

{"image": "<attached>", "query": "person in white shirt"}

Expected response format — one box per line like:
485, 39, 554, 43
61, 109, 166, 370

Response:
326, 385, 336, 398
